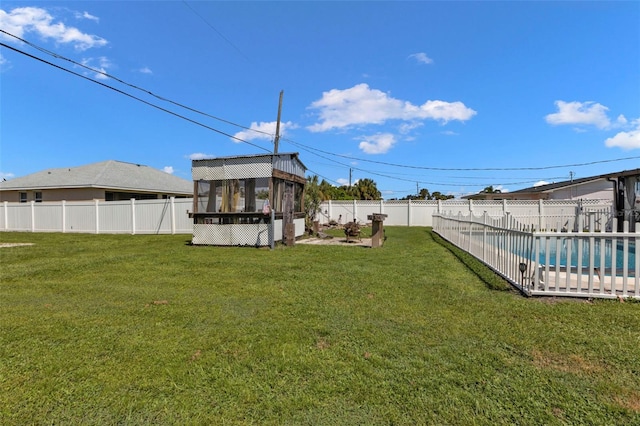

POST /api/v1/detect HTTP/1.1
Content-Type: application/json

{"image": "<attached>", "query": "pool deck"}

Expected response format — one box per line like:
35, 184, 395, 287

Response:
528, 264, 640, 298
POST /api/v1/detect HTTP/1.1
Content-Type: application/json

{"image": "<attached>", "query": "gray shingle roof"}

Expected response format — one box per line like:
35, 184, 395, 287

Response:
0, 160, 193, 195
507, 168, 640, 194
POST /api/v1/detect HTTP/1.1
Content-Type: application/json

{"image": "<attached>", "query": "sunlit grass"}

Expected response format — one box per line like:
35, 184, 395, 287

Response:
0, 229, 638, 424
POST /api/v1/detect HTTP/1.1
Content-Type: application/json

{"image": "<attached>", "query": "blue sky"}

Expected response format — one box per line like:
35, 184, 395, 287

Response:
1, 1, 639, 198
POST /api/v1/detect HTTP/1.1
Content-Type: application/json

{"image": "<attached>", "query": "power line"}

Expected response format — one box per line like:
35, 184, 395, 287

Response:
0, 41, 272, 153
304, 168, 341, 187
3, 30, 637, 181
181, 0, 252, 63
0, 29, 271, 140
282, 136, 640, 172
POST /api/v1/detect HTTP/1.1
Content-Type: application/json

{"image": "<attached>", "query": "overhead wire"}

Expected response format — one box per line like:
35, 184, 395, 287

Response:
0, 41, 272, 153
0, 29, 272, 139
181, 0, 252, 63
282, 136, 640, 172
3, 29, 638, 189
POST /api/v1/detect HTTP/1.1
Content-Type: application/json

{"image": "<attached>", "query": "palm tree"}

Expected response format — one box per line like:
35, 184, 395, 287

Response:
354, 178, 381, 200
482, 185, 502, 194
304, 175, 322, 229
318, 179, 334, 201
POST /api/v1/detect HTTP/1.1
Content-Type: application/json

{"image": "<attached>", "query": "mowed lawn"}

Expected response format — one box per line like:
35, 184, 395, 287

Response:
0, 228, 638, 425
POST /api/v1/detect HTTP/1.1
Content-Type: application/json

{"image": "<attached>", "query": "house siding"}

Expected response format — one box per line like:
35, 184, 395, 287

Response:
549, 179, 613, 201
0, 188, 106, 203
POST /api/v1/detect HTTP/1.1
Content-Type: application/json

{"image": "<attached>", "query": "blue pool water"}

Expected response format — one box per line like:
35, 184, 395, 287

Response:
533, 238, 636, 271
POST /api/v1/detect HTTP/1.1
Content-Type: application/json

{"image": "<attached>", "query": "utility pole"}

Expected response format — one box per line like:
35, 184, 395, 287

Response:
273, 90, 283, 154
569, 171, 575, 200
349, 168, 352, 187
416, 182, 419, 197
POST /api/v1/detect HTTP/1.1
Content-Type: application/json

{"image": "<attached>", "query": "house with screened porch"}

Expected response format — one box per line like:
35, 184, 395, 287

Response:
190, 153, 306, 246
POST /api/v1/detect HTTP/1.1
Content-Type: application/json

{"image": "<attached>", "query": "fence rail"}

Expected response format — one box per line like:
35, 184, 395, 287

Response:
318, 199, 612, 227
433, 211, 639, 300
1, 198, 193, 234
2, 198, 613, 235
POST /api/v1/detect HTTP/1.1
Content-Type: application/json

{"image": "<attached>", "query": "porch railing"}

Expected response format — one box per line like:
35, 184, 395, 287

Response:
433, 211, 639, 300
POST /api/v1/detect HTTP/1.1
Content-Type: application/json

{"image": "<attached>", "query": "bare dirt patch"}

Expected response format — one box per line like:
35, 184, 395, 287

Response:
531, 349, 604, 374
316, 338, 331, 350
296, 237, 372, 248
615, 390, 640, 413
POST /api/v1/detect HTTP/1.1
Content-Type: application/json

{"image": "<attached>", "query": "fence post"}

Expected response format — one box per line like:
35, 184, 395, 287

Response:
469, 199, 473, 214
623, 220, 629, 296
30, 201, 36, 232
131, 198, 136, 235
538, 199, 544, 231
95, 199, 100, 234
408, 199, 412, 226
62, 200, 66, 233
352, 199, 357, 222
3, 201, 7, 230
380, 199, 384, 214
503, 199, 508, 215
483, 211, 488, 263
170, 197, 176, 235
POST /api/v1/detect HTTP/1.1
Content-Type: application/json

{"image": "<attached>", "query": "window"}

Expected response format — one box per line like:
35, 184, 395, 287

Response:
194, 178, 270, 213
19, 192, 27, 203
35, 192, 42, 203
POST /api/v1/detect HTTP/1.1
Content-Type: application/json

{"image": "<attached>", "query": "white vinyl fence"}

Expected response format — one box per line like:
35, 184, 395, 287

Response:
1, 198, 613, 238
1, 198, 193, 234
433, 210, 639, 300
319, 199, 613, 228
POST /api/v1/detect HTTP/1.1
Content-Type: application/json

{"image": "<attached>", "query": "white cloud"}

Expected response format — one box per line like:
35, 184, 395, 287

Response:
139, 67, 153, 74
0, 171, 15, 180
307, 84, 476, 132
189, 152, 215, 160
0, 6, 107, 51
75, 11, 99, 22
441, 130, 458, 136
604, 120, 640, 150
545, 100, 611, 129
163, 166, 174, 174
534, 180, 550, 187
81, 56, 111, 80
408, 52, 433, 65
358, 133, 396, 154
398, 122, 423, 134
232, 121, 297, 143
336, 178, 350, 186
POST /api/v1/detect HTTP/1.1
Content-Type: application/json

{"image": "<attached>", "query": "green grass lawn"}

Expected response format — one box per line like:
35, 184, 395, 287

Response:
1, 228, 638, 425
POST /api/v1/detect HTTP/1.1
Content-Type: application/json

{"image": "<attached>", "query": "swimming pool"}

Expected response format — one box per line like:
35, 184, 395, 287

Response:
533, 237, 637, 271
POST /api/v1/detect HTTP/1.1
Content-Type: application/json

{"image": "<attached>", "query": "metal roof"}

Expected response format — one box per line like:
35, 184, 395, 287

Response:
507, 168, 640, 194
0, 160, 193, 194
192, 152, 307, 181
463, 168, 640, 199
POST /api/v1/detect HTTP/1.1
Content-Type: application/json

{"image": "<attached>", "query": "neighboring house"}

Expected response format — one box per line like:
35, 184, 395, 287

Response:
464, 168, 640, 203
464, 168, 640, 231
0, 160, 193, 203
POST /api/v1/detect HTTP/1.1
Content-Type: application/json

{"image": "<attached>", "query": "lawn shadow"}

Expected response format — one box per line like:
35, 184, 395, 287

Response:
429, 229, 513, 293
